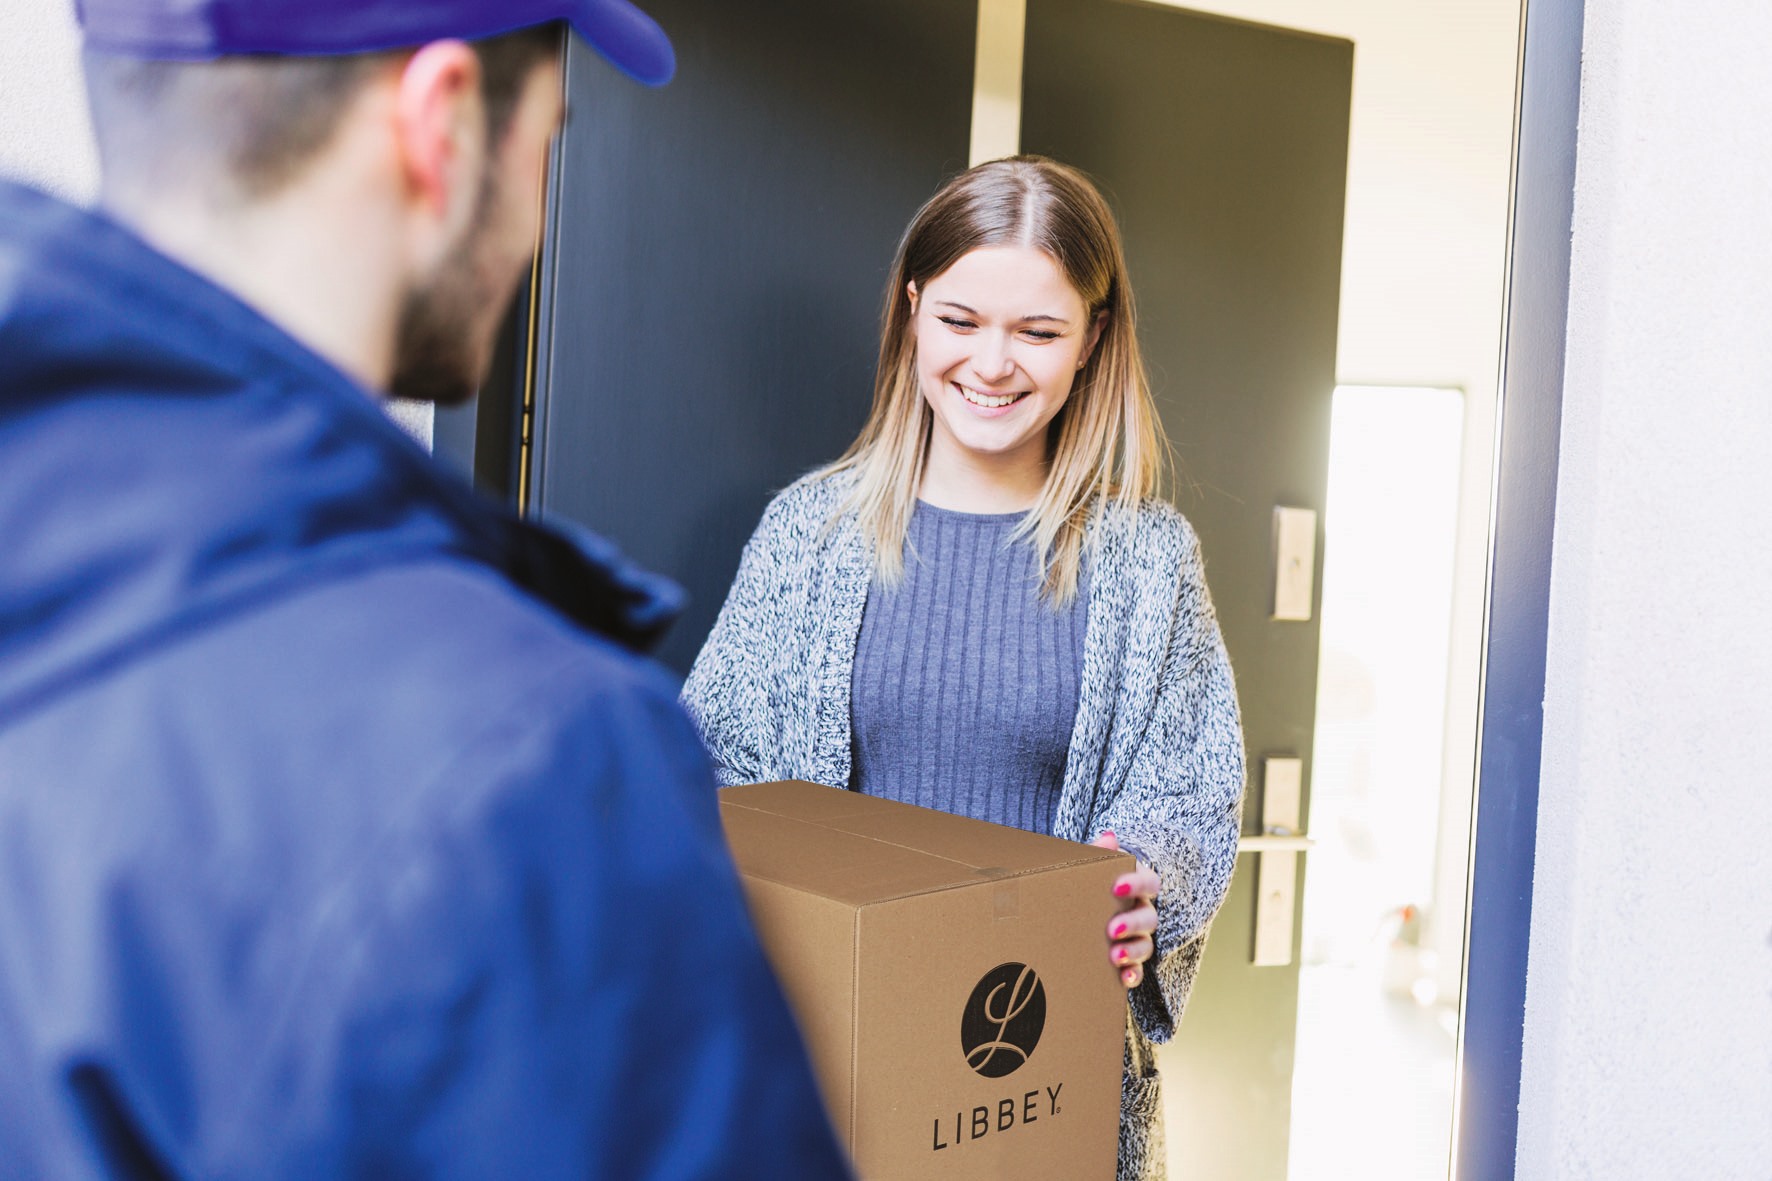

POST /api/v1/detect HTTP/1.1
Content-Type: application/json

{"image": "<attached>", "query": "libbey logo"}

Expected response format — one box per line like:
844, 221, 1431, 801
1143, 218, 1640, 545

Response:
959, 962, 1047, 1078
936, 963, 1062, 1153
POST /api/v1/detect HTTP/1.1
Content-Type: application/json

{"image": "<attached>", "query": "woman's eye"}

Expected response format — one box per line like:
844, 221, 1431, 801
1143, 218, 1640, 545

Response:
936, 316, 977, 330
1022, 329, 1060, 341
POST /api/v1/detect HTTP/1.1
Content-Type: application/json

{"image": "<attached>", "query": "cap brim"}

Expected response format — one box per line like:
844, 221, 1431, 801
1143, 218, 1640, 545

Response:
77, 0, 676, 82
568, 0, 675, 86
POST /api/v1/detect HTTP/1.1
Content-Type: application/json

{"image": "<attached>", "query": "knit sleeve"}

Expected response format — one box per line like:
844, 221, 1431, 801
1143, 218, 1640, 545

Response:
1097, 519, 1246, 1044
680, 503, 790, 786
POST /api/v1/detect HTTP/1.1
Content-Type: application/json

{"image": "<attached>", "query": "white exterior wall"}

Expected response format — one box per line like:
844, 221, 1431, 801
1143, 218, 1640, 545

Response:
0, 0, 95, 201
1518, 0, 1772, 1175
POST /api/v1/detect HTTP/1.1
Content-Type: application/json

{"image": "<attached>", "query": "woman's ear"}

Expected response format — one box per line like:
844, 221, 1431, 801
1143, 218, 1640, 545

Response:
906, 279, 919, 314
1080, 310, 1108, 368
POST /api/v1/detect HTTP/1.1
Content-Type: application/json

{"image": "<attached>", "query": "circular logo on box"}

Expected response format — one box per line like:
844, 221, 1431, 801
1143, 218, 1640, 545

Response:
960, 962, 1047, 1078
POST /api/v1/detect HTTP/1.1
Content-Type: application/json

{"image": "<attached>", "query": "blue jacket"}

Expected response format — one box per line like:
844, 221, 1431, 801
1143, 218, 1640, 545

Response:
0, 181, 849, 1180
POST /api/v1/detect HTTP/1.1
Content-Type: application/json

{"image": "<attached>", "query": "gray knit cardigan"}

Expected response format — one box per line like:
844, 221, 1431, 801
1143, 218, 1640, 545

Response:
682, 472, 1246, 1181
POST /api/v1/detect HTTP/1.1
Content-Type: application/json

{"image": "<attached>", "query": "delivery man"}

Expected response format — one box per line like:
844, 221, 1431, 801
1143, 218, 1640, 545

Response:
0, 1, 849, 1176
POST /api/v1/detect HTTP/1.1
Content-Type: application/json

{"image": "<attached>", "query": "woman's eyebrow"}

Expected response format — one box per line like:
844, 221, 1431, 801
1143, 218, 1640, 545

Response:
934, 300, 1070, 324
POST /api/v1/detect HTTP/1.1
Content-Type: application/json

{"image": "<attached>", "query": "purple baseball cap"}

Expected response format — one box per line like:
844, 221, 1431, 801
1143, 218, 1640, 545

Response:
75, 0, 675, 86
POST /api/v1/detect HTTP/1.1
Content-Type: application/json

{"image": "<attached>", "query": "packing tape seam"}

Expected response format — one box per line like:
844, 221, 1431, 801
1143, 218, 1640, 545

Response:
723, 799, 1121, 875
733, 863, 1104, 906
742, 818, 1117, 879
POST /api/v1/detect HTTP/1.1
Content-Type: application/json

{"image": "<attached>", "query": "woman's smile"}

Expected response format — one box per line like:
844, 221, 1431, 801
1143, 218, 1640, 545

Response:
954, 381, 1032, 412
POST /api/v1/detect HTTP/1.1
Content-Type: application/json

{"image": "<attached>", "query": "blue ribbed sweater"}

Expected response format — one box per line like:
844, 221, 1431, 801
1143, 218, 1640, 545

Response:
850, 502, 1088, 835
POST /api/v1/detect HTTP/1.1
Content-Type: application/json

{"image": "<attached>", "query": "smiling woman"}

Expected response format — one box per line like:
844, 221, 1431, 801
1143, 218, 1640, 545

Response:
681, 156, 1245, 1181
911, 244, 1105, 511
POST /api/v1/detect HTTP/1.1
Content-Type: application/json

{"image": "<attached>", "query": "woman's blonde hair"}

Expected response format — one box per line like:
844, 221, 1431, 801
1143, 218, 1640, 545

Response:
819, 155, 1167, 603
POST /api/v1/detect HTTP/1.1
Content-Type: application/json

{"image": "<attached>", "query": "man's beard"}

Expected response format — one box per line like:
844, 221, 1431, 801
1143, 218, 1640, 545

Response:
388, 167, 523, 406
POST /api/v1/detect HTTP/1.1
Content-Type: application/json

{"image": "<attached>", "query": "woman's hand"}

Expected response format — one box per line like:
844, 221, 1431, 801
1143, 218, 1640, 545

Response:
1093, 830, 1160, 990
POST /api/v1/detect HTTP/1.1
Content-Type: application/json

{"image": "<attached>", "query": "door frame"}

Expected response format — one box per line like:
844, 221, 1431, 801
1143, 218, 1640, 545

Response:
1454, 0, 1583, 1175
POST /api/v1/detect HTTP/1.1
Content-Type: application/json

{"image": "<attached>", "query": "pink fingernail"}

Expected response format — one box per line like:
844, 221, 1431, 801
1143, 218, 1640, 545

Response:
1114, 882, 1132, 898
1123, 969, 1137, 987
1111, 921, 1128, 939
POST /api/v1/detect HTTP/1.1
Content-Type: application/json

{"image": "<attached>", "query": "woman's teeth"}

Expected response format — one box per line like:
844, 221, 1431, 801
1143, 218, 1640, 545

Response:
958, 384, 1026, 409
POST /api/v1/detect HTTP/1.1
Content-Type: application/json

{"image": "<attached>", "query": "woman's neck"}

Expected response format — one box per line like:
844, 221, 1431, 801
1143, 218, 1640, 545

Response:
917, 438, 1048, 514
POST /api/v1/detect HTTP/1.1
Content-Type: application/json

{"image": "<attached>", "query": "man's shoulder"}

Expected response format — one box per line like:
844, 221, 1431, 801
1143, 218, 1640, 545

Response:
285, 553, 681, 709
179, 553, 698, 799
127, 553, 717, 905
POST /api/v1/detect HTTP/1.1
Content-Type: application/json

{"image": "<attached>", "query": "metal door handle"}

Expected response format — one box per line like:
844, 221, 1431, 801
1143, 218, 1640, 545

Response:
1251, 759, 1308, 966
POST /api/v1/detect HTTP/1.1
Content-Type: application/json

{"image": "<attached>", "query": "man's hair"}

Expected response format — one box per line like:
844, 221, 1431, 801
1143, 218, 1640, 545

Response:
83, 23, 562, 200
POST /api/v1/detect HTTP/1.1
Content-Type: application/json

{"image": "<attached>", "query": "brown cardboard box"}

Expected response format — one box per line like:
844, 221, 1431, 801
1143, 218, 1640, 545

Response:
719, 780, 1132, 1180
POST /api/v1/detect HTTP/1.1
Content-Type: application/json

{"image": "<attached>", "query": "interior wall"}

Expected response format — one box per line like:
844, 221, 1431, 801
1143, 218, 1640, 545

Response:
0, 0, 96, 202
1168, 0, 1517, 397
1518, 0, 1772, 1174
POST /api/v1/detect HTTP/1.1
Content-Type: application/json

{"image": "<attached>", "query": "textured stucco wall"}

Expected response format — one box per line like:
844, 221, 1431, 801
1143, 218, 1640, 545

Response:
1519, 0, 1772, 1175
0, 0, 96, 201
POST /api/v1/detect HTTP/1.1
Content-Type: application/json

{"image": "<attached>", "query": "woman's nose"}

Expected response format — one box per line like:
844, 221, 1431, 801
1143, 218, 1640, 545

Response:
972, 333, 1016, 382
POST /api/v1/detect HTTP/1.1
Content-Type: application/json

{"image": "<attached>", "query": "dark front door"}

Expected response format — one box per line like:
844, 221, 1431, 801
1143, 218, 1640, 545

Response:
1022, 4, 1351, 1178
524, 0, 975, 675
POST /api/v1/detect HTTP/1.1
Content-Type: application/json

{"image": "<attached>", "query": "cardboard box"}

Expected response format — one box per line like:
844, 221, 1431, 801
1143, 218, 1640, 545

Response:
719, 780, 1132, 1180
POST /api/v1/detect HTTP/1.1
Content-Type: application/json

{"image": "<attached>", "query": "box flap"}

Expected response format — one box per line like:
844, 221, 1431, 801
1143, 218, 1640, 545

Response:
720, 781, 1123, 906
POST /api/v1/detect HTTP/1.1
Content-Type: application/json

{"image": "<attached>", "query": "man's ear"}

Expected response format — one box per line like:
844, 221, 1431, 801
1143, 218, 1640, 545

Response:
391, 41, 485, 245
